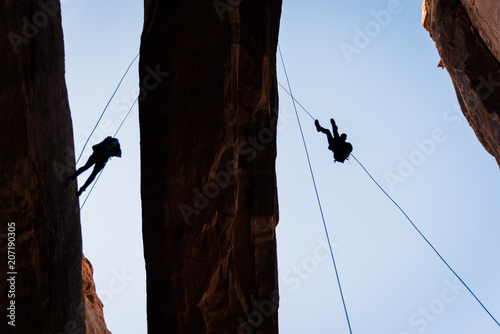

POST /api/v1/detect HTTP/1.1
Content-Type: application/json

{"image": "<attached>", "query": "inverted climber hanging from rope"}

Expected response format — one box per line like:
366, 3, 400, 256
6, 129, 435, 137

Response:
66, 136, 122, 196
315, 118, 353, 163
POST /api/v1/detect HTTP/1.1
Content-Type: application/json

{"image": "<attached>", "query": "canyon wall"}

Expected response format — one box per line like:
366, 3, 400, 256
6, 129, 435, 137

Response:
0, 1, 108, 333
0, 1, 85, 333
422, 0, 500, 165
139, 0, 282, 333
83, 255, 111, 334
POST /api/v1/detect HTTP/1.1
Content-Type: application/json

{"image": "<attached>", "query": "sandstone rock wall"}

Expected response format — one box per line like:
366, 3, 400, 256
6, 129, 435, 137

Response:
460, 0, 500, 62
139, 0, 282, 333
422, 0, 500, 165
0, 1, 85, 333
1, 2, 110, 333
83, 255, 111, 334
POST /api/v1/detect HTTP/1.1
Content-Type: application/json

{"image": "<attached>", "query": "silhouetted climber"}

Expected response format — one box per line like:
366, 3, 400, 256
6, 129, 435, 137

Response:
315, 118, 352, 163
66, 137, 122, 196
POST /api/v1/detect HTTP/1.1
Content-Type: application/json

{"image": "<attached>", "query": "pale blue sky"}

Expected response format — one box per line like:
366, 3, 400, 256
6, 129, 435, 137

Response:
62, 1, 500, 333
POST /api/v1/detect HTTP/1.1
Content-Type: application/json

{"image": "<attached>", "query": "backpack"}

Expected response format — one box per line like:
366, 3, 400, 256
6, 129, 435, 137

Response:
333, 142, 353, 163
93, 137, 120, 155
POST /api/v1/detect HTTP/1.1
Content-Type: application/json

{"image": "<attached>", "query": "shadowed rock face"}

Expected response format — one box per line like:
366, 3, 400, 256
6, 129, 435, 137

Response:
422, 0, 500, 166
0, 1, 84, 333
0, 1, 109, 333
139, 1, 282, 333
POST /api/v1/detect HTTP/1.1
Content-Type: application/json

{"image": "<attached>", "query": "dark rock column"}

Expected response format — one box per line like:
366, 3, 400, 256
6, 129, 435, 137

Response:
422, 0, 500, 166
0, 1, 85, 333
139, 0, 282, 333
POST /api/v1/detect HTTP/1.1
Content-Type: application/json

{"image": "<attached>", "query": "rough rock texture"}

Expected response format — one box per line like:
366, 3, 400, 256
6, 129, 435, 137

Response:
422, 0, 500, 165
82, 255, 111, 334
0, 1, 109, 333
0, 1, 85, 333
460, 0, 500, 62
139, 1, 282, 333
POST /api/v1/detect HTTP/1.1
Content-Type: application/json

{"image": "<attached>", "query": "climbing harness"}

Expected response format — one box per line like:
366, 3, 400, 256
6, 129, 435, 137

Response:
277, 45, 500, 330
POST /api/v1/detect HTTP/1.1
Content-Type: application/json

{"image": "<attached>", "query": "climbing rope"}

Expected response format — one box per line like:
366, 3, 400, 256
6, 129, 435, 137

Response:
4, 48, 141, 329
77, 0, 159, 205
80, 97, 138, 210
77, 0, 158, 208
278, 44, 354, 334
277, 72, 500, 328
75, 52, 139, 165
8, 56, 141, 330
350, 154, 500, 327
277, 82, 316, 121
